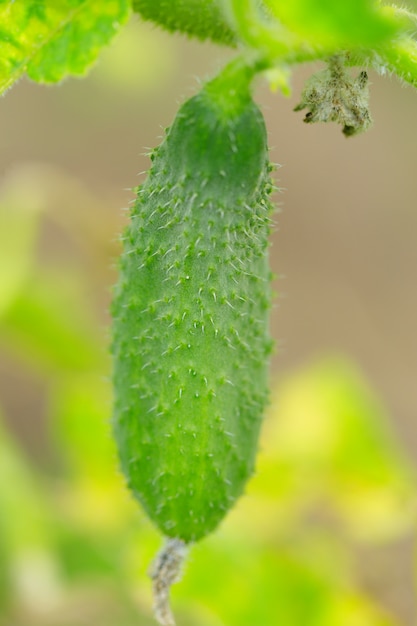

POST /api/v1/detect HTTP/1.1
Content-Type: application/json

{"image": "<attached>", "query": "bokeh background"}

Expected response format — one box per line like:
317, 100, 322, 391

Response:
1, 14, 417, 626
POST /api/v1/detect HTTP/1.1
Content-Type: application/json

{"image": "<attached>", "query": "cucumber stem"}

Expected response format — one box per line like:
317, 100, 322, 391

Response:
149, 538, 188, 625
203, 55, 269, 119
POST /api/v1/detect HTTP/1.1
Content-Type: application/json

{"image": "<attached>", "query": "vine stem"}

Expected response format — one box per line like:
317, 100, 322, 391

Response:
222, 0, 417, 90
149, 538, 188, 626
222, 0, 323, 65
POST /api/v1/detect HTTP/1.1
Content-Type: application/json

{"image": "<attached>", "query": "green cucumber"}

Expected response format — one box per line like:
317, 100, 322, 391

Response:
111, 63, 274, 545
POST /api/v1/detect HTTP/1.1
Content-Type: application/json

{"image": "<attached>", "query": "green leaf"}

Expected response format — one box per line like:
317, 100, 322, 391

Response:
262, 0, 399, 48
0, 0, 130, 94
132, 0, 236, 46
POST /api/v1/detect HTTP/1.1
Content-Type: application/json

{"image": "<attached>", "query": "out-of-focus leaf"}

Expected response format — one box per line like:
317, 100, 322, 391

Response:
324, 593, 400, 626
47, 372, 137, 533
0, 407, 141, 611
54, 524, 121, 583
1, 270, 104, 373
49, 374, 115, 481
0, 507, 12, 611
174, 533, 399, 626
0, 0, 130, 94
0, 170, 46, 318
184, 544, 330, 626
261, 357, 417, 541
0, 415, 51, 552
263, 0, 399, 48
0, 411, 62, 612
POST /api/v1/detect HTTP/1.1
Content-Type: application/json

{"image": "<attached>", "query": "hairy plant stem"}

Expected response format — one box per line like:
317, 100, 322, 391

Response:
149, 538, 188, 626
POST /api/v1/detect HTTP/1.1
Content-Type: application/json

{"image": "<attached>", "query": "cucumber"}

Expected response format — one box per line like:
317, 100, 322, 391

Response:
111, 64, 274, 544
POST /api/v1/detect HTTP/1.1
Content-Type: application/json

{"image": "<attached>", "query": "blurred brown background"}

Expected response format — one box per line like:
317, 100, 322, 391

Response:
0, 14, 416, 623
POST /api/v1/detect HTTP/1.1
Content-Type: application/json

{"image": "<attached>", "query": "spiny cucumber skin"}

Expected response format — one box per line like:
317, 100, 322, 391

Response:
112, 84, 274, 543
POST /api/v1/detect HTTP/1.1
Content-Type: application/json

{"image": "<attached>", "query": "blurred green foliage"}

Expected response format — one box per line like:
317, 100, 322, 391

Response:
262, 0, 398, 47
0, 163, 415, 625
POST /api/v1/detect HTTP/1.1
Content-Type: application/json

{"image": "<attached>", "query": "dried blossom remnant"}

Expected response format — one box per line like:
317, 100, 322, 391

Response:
149, 538, 188, 626
294, 56, 372, 136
